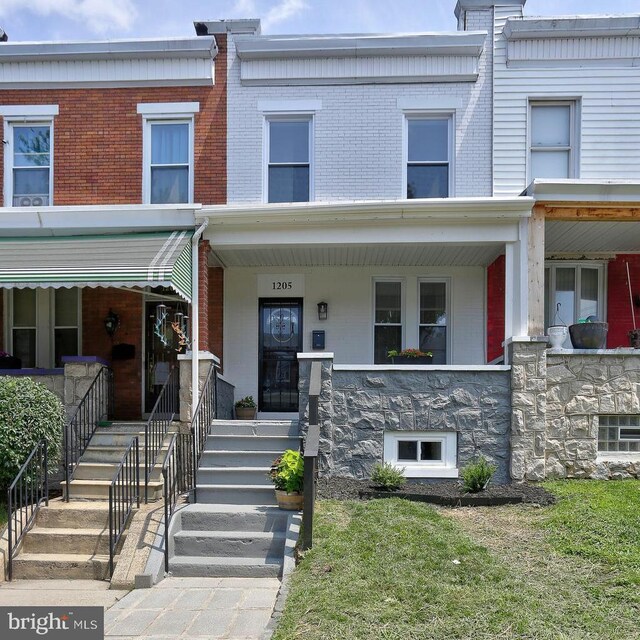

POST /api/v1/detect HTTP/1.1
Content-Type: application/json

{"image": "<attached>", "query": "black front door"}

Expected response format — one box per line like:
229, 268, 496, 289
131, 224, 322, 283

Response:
259, 299, 303, 412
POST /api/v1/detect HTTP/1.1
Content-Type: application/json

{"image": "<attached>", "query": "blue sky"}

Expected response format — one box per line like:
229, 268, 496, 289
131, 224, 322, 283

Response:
0, 0, 639, 42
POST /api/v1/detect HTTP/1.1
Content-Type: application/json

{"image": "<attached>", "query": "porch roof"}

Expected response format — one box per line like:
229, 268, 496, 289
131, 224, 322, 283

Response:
0, 230, 193, 301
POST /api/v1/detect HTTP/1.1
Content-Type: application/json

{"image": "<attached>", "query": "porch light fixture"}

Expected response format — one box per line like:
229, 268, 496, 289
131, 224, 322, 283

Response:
317, 302, 328, 321
104, 309, 120, 337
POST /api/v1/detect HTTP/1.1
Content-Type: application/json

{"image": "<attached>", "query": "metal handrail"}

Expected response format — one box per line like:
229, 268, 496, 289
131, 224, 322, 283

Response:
190, 361, 218, 503
6, 440, 48, 581
301, 360, 322, 551
64, 367, 113, 500
108, 436, 140, 578
144, 366, 178, 502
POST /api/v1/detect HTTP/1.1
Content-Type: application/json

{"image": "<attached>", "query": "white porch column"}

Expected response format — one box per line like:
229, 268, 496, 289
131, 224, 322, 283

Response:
504, 219, 529, 360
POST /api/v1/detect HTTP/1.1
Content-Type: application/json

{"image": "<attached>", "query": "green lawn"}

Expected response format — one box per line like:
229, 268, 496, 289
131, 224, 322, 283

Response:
273, 481, 640, 640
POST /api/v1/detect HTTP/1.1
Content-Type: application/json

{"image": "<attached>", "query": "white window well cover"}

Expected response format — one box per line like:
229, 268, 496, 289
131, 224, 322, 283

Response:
384, 431, 458, 478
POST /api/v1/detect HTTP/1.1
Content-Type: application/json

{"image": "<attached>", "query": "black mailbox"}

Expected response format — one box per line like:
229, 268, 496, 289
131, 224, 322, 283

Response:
312, 330, 325, 350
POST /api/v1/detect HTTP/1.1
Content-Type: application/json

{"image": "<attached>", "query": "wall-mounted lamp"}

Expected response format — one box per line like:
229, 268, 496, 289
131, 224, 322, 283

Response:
104, 309, 120, 337
317, 301, 328, 321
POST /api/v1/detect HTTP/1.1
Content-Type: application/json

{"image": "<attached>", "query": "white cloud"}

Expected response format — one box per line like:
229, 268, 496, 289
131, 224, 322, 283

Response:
262, 0, 307, 31
0, 0, 137, 35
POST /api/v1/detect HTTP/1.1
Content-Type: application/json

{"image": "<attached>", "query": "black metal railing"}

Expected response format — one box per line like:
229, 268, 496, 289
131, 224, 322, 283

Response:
6, 440, 48, 581
190, 361, 218, 503
161, 431, 193, 573
64, 367, 113, 500
144, 367, 178, 501
108, 436, 140, 578
302, 360, 321, 551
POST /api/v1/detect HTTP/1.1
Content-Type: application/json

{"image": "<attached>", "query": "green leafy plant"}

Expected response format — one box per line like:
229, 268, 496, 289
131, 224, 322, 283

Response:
371, 462, 407, 491
0, 377, 64, 491
269, 449, 304, 493
387, 348, 433, 358
460, 456, 497, 493
235, 395, 256, 409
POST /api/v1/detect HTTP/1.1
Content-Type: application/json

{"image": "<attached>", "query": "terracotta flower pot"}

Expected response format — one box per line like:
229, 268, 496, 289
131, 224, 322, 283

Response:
275, 490, 304, 510
390, 355, 433, 364
235, 406, 257, 420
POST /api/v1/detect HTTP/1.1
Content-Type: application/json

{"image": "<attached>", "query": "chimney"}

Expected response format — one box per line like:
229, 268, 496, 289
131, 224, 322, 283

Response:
194, 19, 261, 37
0, 28, 7, 42
455, 1, 526, 31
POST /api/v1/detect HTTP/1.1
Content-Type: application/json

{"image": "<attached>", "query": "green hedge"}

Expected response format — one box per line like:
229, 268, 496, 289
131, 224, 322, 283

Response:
0, 377, 64, 491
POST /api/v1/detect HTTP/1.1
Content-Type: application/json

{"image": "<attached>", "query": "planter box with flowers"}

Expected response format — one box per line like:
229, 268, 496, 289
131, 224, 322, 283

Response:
387, 348, 433, 365
0, 351, 21, 370
234, 395, 257, 420
268, 449, 304, 510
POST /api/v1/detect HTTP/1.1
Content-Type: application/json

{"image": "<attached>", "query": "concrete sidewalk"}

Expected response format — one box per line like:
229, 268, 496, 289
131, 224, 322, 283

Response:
0, 579, 128, 607
105, 577, 279, 639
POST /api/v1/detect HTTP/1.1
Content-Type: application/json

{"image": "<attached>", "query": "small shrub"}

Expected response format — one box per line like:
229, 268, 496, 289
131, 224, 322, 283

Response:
461, 456, 497, 493
371, 462, 406, 491
235, 395, 256, 408
0, 377, 64, 491
269, 449, 304, 493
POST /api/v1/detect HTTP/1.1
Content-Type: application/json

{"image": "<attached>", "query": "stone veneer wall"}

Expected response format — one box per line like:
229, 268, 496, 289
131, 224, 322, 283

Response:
299, 358, 512, 483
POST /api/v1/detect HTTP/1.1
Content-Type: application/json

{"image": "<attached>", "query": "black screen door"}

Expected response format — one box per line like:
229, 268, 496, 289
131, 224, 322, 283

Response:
259, 299, 303, 412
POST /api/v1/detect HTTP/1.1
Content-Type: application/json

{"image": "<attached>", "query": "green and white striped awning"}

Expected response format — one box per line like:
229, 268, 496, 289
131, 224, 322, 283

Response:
0, 230, 193, 301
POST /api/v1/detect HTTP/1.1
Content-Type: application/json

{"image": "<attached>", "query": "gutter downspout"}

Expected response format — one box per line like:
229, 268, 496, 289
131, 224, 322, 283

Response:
191, 220, 208, 417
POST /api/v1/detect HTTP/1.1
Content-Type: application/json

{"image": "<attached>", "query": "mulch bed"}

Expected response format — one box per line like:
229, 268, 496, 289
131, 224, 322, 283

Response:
317, 476, 555, 507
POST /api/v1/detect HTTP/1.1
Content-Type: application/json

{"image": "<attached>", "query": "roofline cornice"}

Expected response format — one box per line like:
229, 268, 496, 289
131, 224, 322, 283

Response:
504, 15, 640, 40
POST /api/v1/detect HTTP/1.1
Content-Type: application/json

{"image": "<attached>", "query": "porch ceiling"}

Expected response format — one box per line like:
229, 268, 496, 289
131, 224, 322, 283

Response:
546, 220, 640, 254
210, 243, 505, 268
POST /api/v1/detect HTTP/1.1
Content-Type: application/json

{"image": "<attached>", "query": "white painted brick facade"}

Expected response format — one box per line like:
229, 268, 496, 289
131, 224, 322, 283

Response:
227, 9, 495, 203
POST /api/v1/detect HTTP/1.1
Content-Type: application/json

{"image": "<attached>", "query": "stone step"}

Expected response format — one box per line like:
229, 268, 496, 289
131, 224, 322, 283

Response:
195, 484, 277, 505
205, 434, 300, 452
80, 445, 167, 464
11, 553, 113, 580
199, 450, 282, 468
168, 555, 282, 578
196, 467, 271, 485
36, 501, 110, 529
22, 527, 112, 555
63, 480, 161, 501
73, 462, 161, 481
88, 433, 146, 447
179, 504, 289, 533
173, 530, 286, 558
210, 420, 299, 437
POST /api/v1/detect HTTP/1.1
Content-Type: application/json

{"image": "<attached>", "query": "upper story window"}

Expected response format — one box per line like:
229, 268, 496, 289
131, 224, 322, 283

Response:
529, 102, 578, 181
138, 102, 199, 205
1, 105, 58, 207
266, 117, 312, 203
406, 116, 453, 199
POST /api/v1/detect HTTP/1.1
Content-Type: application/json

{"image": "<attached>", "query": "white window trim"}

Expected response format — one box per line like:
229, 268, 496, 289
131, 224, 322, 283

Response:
137, 102, 199, 117
384, 431, 458, 478
258, 100, 322, 113
3, 115, 55, 207
418, 277, 452, 365
527, 99, 580, 184
372, 277, 405, 364
141, 116, 195, 205
402, 111, 455, 199
545, 261, 606, 329
262, 113, 314, 204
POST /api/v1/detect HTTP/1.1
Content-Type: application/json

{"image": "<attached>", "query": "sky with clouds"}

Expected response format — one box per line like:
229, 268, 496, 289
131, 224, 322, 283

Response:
0, 0, 639, 42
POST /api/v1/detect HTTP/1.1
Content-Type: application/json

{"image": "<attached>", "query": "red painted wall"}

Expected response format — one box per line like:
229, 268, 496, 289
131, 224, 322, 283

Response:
486, 254, 505, 363
606, 254, 640, 348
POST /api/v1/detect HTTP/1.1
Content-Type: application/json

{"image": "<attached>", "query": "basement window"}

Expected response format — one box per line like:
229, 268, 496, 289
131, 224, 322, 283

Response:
598, 415, 640, 453
383, 431, 457, 478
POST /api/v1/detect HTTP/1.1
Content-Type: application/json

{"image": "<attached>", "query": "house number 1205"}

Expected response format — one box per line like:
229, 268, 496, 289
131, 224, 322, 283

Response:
272, 281, 293, 290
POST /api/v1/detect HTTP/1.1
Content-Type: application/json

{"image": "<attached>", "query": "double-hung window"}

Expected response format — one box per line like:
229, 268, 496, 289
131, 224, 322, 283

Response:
138, 102, 198, 204
266, 117, 311, 203
529, 101, 577, 181
406, 115, 452, 198
1, 105, 58, 207
419, 280, 448, 364
373, 280, 403, 364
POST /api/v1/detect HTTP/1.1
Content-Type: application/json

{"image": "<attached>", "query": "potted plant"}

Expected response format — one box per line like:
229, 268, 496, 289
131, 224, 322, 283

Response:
387, 348, 433, 365
268, 449, 304, 510
0, 350, 21, 370
235, 395, 257, 419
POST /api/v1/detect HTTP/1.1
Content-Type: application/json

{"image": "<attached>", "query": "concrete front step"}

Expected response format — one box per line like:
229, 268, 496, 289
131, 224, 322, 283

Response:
88, 433, 147, 447
80, 445, 168, 464
200, 450, 282, 468
63, 479, 162, 501
196, 467, 271, 485
210, 420, 300, 437
22, 527, 113, 555
195, 484, 276, 505
173, 530, 285, 558
36, 501, 110, 529
205, 434, 300, 452
11, 553, 114, 580
73, 462, 162, 481
169, 555, 282, 578
179, 504, 289, 533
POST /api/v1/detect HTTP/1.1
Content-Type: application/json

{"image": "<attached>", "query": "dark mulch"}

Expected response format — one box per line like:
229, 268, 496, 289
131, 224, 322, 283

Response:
317, 476, 555, 507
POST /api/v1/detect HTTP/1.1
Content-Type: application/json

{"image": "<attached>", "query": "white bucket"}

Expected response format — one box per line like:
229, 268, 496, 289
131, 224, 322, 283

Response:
547, 325, 568, 349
